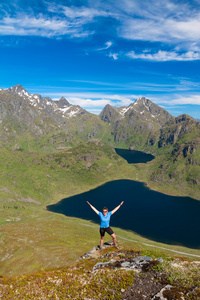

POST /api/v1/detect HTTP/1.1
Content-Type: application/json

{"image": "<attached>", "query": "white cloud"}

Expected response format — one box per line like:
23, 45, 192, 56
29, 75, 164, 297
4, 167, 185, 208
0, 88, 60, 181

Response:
105, 41, 112, 48
152, 95, 200, 105
0, 5, 110, 38
0, 15, 81, 37
108, 52, 118, 60
168, 95, 200, 105
66, 97, 113, 108
120, 17, 200, 44
114, 0, 200, 44
62, 6, 109, 20
127, 50, 200, 61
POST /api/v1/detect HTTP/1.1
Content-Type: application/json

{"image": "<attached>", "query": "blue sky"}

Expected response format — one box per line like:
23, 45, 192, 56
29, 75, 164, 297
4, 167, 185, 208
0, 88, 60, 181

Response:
0, 0, 200, 119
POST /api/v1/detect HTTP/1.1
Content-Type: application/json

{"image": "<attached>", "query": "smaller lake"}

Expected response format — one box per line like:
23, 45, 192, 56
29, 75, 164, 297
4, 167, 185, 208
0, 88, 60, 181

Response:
115, 148, 154, 164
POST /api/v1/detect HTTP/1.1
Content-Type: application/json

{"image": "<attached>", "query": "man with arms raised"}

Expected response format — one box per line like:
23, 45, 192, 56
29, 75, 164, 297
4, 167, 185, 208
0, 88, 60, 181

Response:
87, 201, 124, 250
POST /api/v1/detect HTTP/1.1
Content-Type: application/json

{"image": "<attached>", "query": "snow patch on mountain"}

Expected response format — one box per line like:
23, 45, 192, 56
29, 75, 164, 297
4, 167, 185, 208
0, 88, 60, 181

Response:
119, 107, 131, 116
62, 107, 81, 118
58, 106, 71, 114
7, 85, 84, 119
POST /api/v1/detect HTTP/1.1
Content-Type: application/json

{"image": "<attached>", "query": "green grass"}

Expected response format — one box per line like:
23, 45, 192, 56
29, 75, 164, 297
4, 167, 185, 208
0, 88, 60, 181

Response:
141, 148, 200, 200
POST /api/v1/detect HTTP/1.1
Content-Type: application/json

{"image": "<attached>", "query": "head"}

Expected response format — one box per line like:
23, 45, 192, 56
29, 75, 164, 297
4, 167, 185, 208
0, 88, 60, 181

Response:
103, 207, 108, 216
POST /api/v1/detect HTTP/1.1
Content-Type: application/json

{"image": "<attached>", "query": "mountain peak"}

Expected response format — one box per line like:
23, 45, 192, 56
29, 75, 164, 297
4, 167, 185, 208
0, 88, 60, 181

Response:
56, 97, 71, 108
134, 97, 151, 106
8, 85, 29, 98
136, 96, 149, 102
99, 103, 119, 123
9, 84, 27, 93
175, 114, 195, 123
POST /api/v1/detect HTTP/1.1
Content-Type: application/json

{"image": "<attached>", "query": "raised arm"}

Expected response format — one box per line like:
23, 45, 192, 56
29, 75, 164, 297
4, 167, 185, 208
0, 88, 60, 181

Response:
87, 201, 99, 215
112, 201, 124, 214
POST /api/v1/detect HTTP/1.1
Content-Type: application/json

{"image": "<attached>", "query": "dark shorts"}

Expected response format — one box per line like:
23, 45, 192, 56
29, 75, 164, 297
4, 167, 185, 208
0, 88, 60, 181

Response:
100, 227, 114, 237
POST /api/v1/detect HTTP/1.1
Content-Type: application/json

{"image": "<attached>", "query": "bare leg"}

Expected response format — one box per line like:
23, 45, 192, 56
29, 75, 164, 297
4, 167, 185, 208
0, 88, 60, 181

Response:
111, 233, 117, 246
100, 236, 104, 248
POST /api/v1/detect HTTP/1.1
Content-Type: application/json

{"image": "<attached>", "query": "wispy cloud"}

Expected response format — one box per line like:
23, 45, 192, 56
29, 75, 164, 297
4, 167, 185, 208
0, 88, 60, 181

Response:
154, 95, 200, 105
63, 79, 122, 87
118, 15, 200, 44
116, 0, 200, 43
0, 15, 69, 37
97, 41, 113, 51
61, 6, 109, 21
0, 4, 110, 38
127, 50, 200, 61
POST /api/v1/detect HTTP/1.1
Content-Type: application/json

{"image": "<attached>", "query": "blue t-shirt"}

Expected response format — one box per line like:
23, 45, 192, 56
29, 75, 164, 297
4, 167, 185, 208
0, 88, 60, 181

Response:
99, 211, 112, 228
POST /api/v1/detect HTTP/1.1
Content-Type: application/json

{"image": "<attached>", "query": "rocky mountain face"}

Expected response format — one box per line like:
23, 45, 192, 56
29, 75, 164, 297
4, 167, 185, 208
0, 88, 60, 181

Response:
1, 84, 88, 130
147, 114, 200, 197
100, 97, 174, 150
157, 114, 200, 165
158, 114, 199, 147
0, 85, 110, 151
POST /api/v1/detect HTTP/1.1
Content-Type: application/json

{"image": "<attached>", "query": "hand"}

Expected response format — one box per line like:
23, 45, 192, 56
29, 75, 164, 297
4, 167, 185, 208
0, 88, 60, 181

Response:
87, 201, 90, 205
120, 201, 124, 206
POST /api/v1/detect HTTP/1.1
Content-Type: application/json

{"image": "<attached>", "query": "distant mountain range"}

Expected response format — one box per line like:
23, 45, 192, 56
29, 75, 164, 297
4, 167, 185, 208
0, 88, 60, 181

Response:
0, 84, 182, 152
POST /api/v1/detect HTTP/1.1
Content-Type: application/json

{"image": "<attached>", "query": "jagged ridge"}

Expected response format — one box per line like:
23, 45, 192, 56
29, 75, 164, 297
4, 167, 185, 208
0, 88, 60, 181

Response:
0, 85, 111, 151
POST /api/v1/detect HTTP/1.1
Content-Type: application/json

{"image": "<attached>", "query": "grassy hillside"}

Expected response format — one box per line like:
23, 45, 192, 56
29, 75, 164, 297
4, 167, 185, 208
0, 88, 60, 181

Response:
0, 140, 135, 276
0, 140, 200, 279
0, 140, 133, 206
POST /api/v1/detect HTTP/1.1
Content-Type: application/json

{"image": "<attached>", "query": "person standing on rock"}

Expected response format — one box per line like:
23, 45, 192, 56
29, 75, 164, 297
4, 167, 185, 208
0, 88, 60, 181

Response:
87, 201, 124, 250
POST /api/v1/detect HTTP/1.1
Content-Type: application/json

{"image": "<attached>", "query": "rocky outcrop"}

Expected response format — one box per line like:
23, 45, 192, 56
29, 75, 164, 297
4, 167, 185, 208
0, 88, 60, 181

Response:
80, 243, 191, 300
171, 138, 200, 164
158, 114, 199, 149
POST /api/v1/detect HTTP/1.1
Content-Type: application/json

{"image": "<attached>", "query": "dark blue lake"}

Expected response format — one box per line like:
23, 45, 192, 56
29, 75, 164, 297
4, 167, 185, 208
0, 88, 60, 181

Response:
47, 150, 200, 249
114, 148, 154, 164
47, 179, 200, 249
